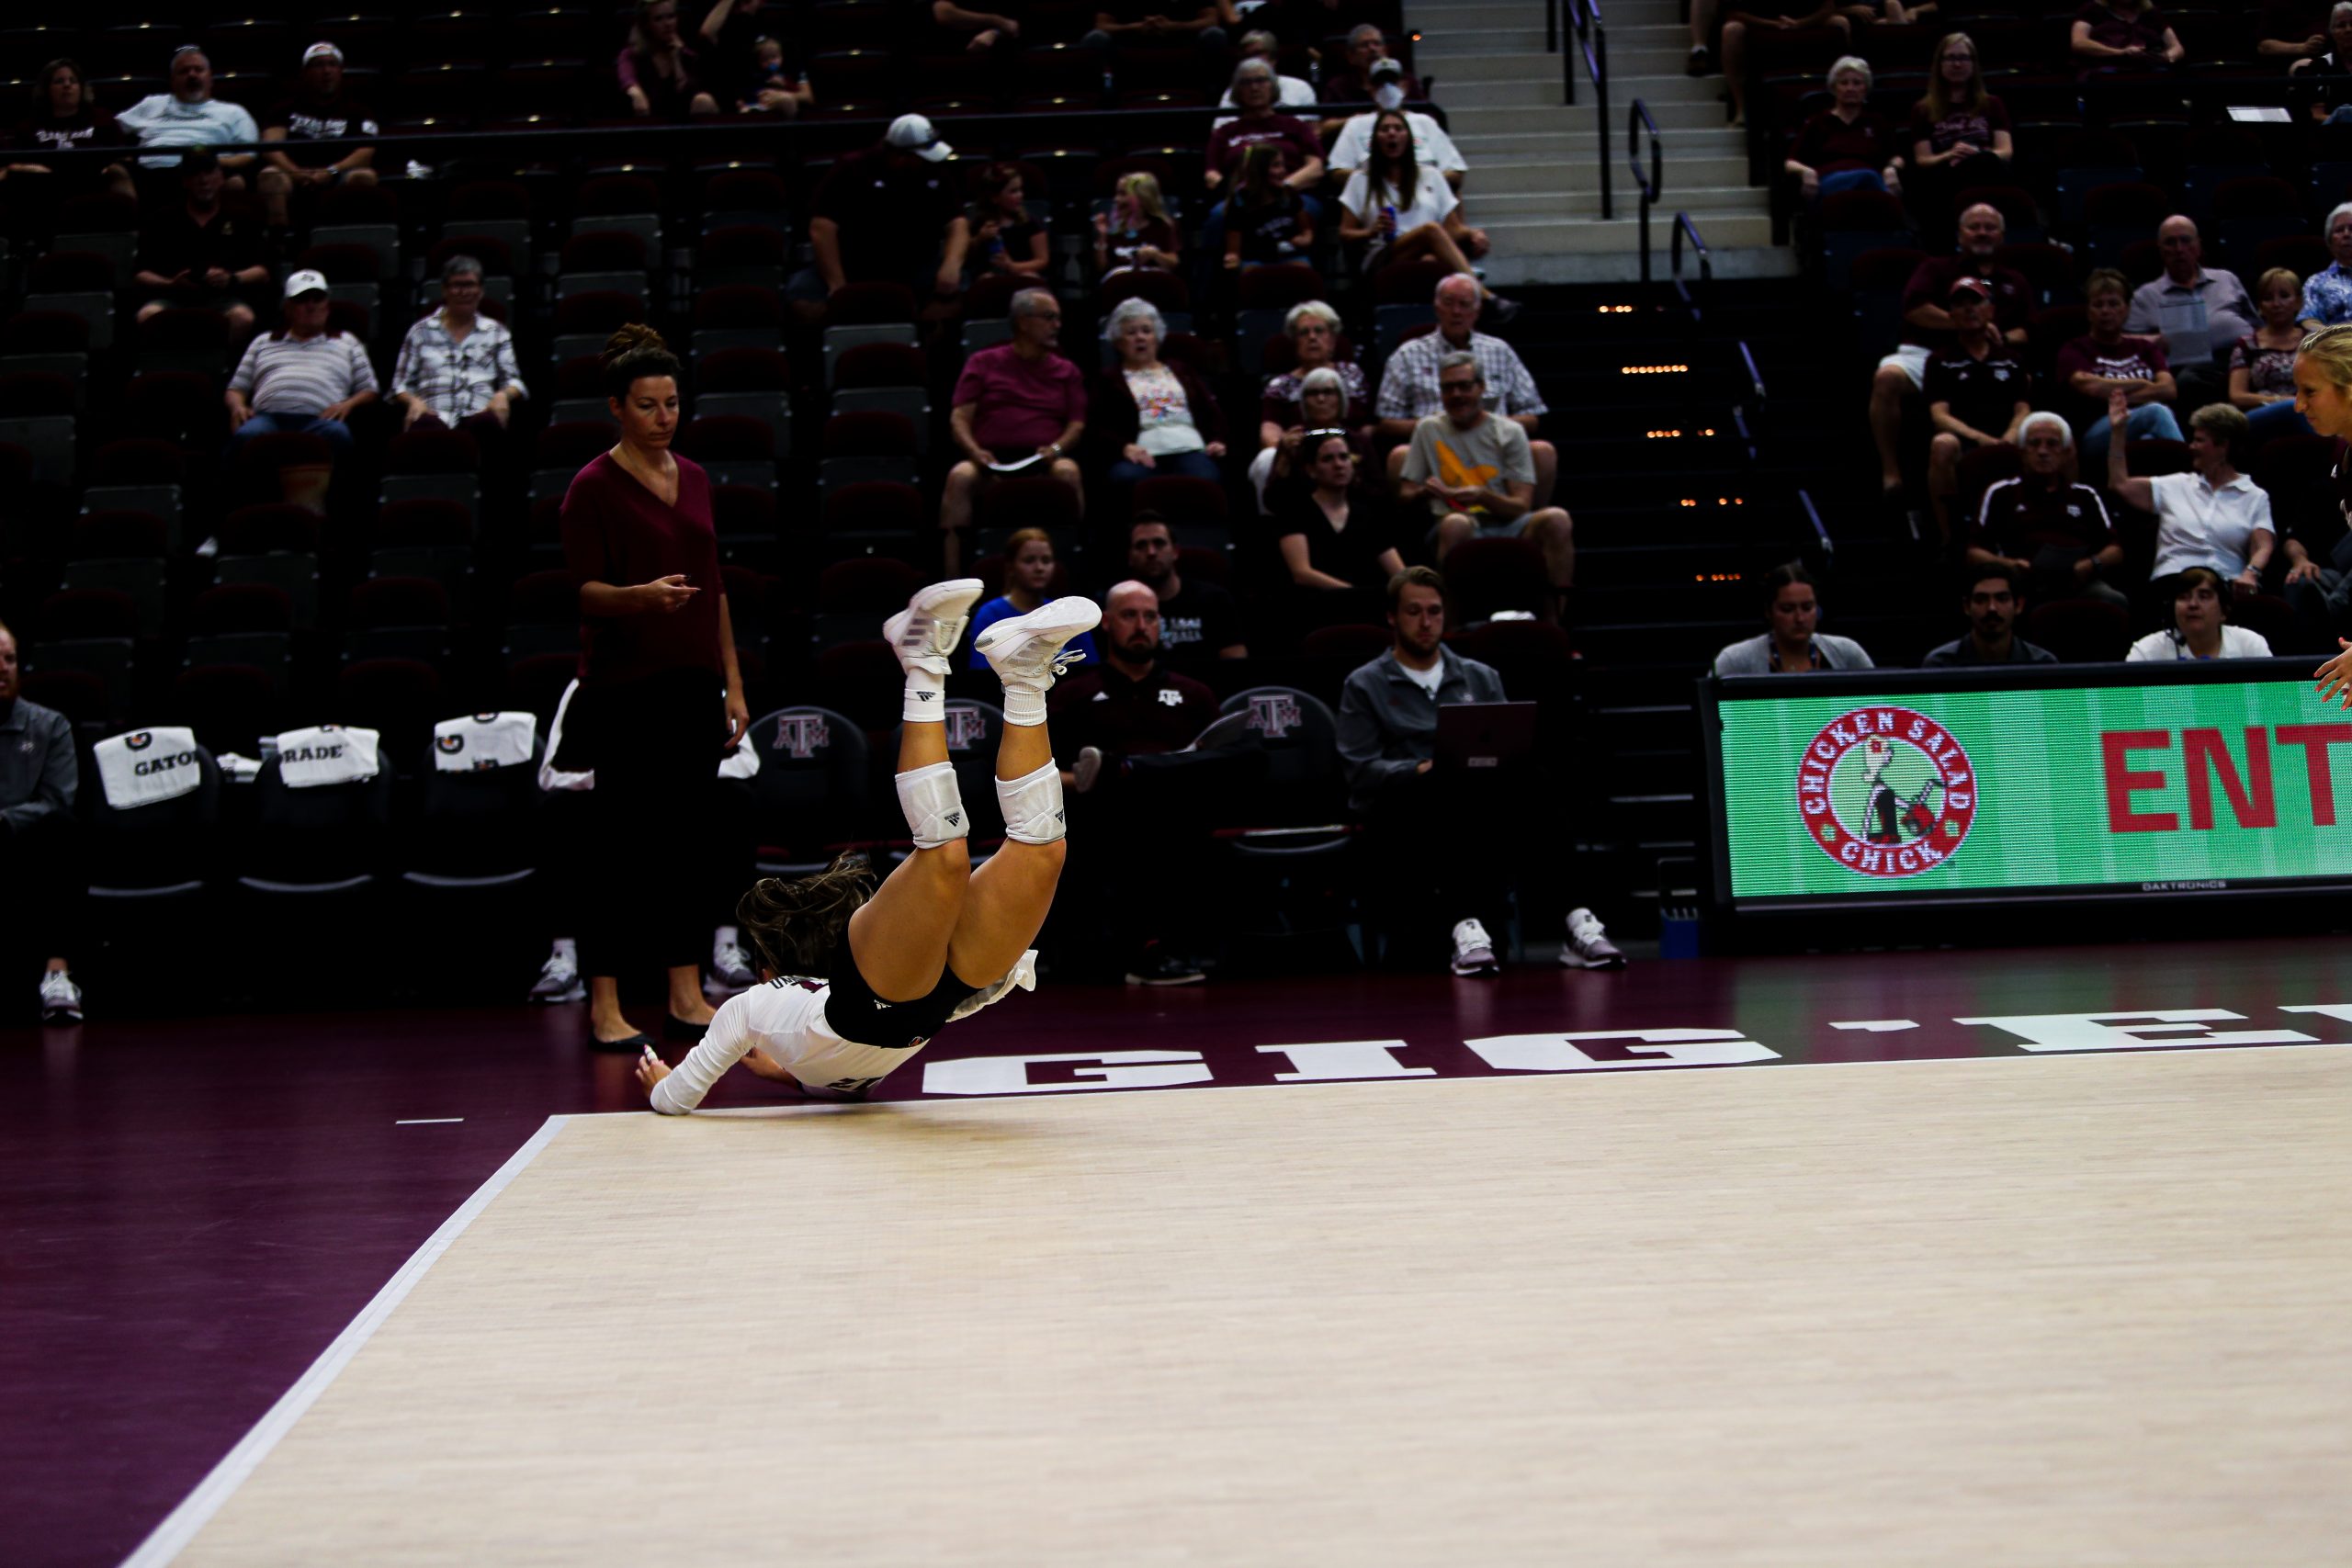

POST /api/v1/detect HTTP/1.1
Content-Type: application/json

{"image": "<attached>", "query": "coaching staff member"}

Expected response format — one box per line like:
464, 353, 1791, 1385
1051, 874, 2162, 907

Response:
0, 621, 83, 1023
561, 324, 749, 1051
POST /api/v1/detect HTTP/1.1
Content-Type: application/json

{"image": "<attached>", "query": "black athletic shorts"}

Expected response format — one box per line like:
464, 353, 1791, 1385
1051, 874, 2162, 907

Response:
822, 945, 983, 1050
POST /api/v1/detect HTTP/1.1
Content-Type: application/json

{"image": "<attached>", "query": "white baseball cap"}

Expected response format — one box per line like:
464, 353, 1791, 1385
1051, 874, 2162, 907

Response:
885, 113, 952, 164
283, 269, 329, 299
302, 41, 344, 64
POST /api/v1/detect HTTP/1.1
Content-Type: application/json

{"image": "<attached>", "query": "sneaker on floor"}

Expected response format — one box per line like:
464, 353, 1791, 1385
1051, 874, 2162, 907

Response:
528, 948, 584, 1004
1562, 907, 1626, 969
1450, 918, 1500, 977
40, 968, 83, 1024
1071, 745, 1105, 794
706, 939, 757, 997
1125, 943, 1206, 987
1686, 44, 1717, 75
883, 577, 986, 675
975, 596, 1102, 690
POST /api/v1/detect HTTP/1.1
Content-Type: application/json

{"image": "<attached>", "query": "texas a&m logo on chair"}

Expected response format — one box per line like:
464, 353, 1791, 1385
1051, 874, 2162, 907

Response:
772, 714, 832, 759
1245, 693, 1303, 739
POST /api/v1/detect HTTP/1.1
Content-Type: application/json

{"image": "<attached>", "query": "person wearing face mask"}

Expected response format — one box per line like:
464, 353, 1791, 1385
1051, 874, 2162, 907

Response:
1318, 25, 1426, 128
1923, 565, 2055, 665
1325, 59, 1470, 194
2061, 268, 2182, 468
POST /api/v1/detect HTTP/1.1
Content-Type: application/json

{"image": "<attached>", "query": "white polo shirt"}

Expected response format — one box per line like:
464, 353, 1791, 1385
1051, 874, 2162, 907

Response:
2146, 470, 2272, 580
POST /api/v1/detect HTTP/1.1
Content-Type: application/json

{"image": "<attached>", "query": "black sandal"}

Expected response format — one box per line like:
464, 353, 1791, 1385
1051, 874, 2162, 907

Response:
589, 1027, 658, 1053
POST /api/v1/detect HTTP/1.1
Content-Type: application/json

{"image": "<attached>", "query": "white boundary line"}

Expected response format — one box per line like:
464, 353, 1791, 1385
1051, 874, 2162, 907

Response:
118, 1114, 572, 1568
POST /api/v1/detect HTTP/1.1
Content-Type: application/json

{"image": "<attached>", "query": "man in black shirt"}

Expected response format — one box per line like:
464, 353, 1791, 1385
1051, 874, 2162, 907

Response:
0, 621, 84, 1023
1968, 412, 2129, 606
256, 42, 379, 231
1125, 513, 1248, 674
1923, 565, 2059, 665
1922, 276, 2030, 547
787, 115, 969, 323
133, 151, 269, 333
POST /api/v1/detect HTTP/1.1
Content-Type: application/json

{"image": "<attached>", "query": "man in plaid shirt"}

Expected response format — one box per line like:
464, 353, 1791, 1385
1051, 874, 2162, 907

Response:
1376, 273, 1555, 506
390, 254, 527, 460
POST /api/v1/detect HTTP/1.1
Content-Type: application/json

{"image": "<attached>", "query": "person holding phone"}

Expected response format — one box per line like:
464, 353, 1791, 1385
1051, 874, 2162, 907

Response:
560, 324, 751, 1051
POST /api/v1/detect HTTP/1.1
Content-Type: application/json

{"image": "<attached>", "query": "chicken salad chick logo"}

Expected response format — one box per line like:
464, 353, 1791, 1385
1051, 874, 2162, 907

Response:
1796, 706, 1977, 878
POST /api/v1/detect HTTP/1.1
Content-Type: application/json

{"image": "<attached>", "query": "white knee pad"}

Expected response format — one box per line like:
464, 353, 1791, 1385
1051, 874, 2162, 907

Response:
996, 761, 1067, 846
896, 761, 969, 850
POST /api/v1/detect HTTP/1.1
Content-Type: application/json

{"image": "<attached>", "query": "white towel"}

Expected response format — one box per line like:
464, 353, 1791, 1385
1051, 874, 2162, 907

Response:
214, 752, 265, 784
433, 711, 537, 773
275, 724, 381, 789
537, 679, 763, 790
92, 727, 204, 809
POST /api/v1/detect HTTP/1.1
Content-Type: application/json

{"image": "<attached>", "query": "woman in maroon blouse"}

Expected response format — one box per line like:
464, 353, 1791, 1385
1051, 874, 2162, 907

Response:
1783, 56, 1905, 201
560, 323, 749, 1049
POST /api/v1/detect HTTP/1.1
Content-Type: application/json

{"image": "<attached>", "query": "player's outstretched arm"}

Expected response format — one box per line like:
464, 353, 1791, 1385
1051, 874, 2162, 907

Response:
2316, 638, 2352, 709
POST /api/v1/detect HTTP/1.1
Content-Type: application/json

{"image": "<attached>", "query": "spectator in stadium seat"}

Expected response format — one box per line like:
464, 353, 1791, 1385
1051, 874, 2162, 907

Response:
1869, 202, 2030, 498
1126, 513, 1247, 669
926, 2, 1023, 52
1275, 432, 1405, 621
1204, 61, 1326, 202
1093, 298, 1228, 498
3, 59, 135, 204
224, 269, 379, 465
1907, 32, 2012, 203
1048, 580, 1224, 986
1401, 353, 1576, 618
942, 289, 1087, 574
1338, 566, 1625, 977
967, 528, 1100, 671
1378, 274, 1553, 500
2107, 390, 2274, 592
618, 0, 721, 118
967, 163, 1051, 283
117, 47, 258, 184
1339, 112, 1511, 320
1713, 562, 1875, 672
1323, 25, 1426, 105
1970, 412, 2129, 608
391, 255, 527, 456
1093, 172, 1183, 278
1924, 564, 2056, 665
1783, 57, 1905, 201
2126, 566, 2273, 659
791, 115, 967, 324
1216, 29, 1317, 118
1923, 276, 2031, 547
1257, 357, 1373, 511
2064, 268, 2182, 468
2299, 204, 2352, 330
700, 0, 813, 114
2125, 217, 2256, 411
256, 42, 378, 234
2230, 267, 2316, 442
1223, 145, 1317, 270
2071, 0, 2184, 70
2282, 463, 2352, 651
1084, 4, 1230, 57
0, 621, 83, 1026
134, 150, 268, 332
1326, 68, 1470, 193
2287, 3, 2352, 119
2262, 1, 2337, 61
1711, 1, 1849, 130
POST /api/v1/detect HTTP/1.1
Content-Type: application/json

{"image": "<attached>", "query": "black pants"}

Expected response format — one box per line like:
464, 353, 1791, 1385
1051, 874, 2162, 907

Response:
1059, 747, 1266, 967
0, 818, 82, 974
580, 671, 723, 980
1357, 765, 1521, 955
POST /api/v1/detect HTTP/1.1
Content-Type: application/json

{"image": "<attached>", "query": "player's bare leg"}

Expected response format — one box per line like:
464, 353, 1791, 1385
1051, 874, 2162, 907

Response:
846, 579, 985, 1001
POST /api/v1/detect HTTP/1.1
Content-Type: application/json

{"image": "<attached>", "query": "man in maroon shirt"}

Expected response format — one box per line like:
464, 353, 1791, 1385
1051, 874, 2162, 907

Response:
940, 288, 1087, 573
1868, 201, 2030, 497
2071, 0, 2183, 71
1049, 581, 1238, 985
1922, 278, 2031, 546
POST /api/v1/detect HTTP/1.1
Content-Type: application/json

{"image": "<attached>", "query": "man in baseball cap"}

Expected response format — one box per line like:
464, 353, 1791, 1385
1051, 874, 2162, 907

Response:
257, 39, 379, 231
786, 112, 969, 322
224, 263, 379, 476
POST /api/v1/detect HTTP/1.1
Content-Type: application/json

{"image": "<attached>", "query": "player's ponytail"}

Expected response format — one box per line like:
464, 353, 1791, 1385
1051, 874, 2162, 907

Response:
601, 322, 680, 400
736, 852, 877, 978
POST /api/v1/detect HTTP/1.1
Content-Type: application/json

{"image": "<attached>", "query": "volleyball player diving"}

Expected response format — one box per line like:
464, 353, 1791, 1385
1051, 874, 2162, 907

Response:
634, 579, 1099, 1112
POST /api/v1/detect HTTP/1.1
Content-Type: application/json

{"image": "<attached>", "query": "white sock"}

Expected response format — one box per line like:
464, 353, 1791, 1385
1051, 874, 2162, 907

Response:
896, 761, 969, 849
1001, 684, 1047, 727
903, 667, 946, 723
715, 924, 739, 961
551, 937, 576, 963
997, 761, 1066, 845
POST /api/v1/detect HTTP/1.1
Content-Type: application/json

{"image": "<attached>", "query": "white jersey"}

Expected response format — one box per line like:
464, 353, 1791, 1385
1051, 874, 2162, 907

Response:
649, 952, 1039, 1114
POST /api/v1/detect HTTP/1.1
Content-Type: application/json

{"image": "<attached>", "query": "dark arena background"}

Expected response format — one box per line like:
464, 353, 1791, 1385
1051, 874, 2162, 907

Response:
7, 1, 2352, 1562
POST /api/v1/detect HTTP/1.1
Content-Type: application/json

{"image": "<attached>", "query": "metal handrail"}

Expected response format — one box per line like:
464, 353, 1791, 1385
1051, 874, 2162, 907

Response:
1566, 0, 1611, 218
1668, 210, 1713, 314
1627, 99, 1662, 280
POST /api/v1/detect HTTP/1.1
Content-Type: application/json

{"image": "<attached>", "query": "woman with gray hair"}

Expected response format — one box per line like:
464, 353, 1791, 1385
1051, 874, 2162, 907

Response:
1783, 57, 1905, 200
2300, 202, 2352, 330
390, 254, 527, 456
1216, 29, 1315, 116
1251, 303, 1374, 509
1090, 296, 1227, 495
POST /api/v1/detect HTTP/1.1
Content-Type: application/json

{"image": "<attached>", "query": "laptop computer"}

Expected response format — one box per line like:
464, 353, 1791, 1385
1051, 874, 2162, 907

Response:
1432, 702, 1538, 772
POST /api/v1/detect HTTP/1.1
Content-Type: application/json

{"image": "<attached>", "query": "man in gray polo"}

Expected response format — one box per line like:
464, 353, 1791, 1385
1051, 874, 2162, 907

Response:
2126, 216, 2256, 410
0, 621, 84, 1022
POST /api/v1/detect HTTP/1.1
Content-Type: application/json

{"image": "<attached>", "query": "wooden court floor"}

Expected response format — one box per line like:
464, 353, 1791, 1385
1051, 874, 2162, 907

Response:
156, 1048, 2352, 1566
